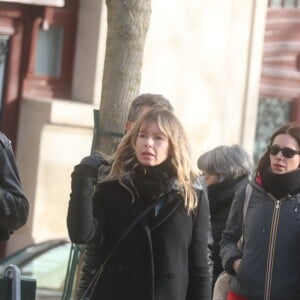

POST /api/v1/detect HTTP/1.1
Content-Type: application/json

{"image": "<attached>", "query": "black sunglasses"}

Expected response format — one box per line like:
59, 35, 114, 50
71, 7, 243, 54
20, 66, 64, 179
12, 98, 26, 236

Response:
268, 145, 300, 159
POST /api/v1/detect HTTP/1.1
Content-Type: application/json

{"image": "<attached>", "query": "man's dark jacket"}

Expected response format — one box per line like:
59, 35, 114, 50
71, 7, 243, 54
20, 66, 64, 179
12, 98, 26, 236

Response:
0, 132, 29, 241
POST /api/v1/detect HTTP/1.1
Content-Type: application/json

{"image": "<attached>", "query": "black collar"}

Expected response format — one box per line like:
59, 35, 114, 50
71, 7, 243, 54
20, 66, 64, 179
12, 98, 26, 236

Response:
262, 167, 300, 199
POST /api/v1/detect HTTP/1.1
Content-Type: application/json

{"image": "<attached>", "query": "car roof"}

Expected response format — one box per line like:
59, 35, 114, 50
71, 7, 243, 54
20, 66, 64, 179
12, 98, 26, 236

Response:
0, 239, 69, 268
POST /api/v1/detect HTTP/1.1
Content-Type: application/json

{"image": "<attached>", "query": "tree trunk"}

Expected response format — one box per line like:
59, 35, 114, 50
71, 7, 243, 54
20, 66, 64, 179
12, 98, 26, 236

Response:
62, 3, 151, 297
94, 0, 151, 154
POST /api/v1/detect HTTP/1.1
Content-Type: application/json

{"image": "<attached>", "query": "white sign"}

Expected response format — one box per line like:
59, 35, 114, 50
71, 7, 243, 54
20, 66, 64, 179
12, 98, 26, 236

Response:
0, 0, 64, 7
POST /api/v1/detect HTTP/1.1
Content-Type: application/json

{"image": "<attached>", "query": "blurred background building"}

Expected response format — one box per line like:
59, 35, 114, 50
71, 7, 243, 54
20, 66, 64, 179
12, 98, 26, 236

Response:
0, 0, 299, 255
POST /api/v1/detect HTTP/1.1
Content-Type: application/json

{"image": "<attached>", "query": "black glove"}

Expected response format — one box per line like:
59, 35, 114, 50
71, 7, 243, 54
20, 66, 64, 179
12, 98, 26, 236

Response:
71, 164, 98, 180
80, 154, 109, 167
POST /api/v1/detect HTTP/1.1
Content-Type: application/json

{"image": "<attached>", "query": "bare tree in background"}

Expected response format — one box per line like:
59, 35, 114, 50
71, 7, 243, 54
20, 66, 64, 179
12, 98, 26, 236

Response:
94, 0, 152, 154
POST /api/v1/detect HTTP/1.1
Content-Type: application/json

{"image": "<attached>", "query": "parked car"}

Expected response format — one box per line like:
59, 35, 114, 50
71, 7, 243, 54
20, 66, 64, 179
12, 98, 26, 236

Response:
0, 239, 72, 300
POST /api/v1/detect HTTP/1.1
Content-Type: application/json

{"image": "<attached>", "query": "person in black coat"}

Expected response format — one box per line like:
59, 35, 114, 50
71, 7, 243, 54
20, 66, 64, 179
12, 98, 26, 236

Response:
68, 93, 175, 297
68, 109, 211, 300
220, 122, 300, 300
197, 145, 253, 292
0, 131, 29, 242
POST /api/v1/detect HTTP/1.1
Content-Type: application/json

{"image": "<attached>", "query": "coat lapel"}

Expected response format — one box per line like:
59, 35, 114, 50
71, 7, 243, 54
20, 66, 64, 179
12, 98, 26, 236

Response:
150, 191, 183, 231
123, 179, 183, 231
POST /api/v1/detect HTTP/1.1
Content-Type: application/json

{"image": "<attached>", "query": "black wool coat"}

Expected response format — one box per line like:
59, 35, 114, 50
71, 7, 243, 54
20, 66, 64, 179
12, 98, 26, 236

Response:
69, 178, 211, 300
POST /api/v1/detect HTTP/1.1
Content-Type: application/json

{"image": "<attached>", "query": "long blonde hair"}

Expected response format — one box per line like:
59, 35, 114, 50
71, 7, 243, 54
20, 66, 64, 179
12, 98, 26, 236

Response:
104, 109, 198, 212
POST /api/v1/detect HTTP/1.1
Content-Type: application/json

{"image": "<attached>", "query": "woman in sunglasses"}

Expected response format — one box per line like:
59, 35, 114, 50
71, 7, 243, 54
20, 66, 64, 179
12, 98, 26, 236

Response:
220, 122, 300, 300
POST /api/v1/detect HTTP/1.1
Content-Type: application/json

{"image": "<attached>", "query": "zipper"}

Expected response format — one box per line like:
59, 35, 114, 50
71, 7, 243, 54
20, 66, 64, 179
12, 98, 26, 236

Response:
264, 196, 281, 300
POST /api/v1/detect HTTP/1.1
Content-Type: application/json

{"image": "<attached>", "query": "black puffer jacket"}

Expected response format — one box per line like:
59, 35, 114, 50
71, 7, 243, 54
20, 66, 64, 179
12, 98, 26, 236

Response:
220, 168, 300, 300
207, 175, 249, 287
0, 132, 29, 241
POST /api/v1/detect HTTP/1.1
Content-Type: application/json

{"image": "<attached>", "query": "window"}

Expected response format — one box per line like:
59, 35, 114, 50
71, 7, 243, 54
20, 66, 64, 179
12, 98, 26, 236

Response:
269, 0, 300, 7
0, 35, 9, 112
0, 1, 64, 6
35, 25, 63, 77
254, 97, 291, 164
20, 243, 70, 291
23, 0, 78, 98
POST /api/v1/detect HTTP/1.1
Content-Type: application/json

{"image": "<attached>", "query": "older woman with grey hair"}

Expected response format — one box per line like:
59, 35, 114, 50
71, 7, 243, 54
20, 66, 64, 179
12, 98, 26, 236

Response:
197, 145, 253, 290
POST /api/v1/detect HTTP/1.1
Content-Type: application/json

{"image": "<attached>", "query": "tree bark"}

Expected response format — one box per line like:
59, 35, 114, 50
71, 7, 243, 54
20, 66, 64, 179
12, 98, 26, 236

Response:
94, 0, 151, 154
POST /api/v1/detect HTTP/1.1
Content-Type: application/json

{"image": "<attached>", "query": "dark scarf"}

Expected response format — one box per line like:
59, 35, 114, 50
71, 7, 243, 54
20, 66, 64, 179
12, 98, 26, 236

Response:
133, 159, 176, 203
207, 175, 249, 216
261, 167, 300, 199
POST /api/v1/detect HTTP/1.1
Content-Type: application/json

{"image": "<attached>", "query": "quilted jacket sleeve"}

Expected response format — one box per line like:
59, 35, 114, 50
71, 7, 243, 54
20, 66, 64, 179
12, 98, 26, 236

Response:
219, 186, 247, 274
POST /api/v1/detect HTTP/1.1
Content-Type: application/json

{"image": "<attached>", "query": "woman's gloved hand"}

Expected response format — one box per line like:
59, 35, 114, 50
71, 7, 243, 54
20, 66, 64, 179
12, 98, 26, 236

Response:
72, 164, 98, 180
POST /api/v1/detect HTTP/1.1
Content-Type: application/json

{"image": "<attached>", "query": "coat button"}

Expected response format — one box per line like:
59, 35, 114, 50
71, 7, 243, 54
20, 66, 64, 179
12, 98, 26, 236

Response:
166, 273, 175, 279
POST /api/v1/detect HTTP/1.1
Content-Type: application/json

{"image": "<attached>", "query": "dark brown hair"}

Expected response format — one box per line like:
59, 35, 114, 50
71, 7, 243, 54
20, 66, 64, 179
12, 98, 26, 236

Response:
256, 122, 300, 174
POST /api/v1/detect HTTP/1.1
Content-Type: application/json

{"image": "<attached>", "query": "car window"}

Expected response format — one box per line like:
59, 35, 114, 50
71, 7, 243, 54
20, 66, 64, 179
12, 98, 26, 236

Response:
0, 243, 51, 272
20, 243, 70, 291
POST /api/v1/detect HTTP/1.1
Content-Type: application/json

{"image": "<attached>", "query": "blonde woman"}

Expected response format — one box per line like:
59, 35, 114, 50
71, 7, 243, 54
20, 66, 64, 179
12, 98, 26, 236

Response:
68, 109, 211, 300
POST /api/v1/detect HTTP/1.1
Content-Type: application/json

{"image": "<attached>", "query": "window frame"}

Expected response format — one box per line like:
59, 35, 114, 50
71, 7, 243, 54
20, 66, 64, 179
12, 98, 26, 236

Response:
22, 1, 78, 98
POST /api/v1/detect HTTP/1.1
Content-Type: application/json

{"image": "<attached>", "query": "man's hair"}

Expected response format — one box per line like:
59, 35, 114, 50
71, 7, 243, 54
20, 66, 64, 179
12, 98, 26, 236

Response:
127, 93, 174, 122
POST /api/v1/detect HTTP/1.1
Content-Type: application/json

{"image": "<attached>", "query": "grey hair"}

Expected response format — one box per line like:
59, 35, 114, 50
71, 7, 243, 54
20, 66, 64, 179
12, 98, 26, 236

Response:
197, 144, 253, 182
